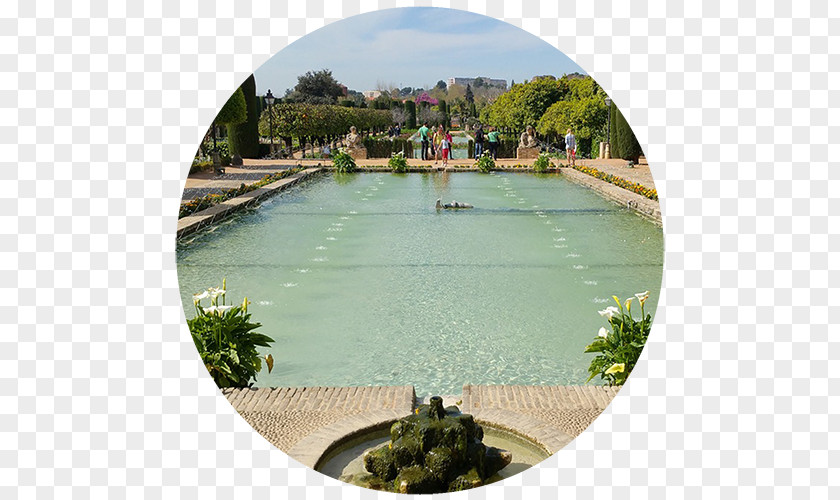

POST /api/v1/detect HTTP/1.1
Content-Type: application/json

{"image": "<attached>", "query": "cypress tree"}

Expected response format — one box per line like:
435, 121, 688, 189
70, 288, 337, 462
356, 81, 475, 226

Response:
405, 100, 416, 128
229, 74, 259, 158
609, 105, 643, 161
437, 98, 448, 126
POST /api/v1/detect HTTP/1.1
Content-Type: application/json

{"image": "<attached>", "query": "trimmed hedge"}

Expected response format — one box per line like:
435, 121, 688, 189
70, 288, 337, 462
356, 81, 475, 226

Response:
363, 137, 414, 158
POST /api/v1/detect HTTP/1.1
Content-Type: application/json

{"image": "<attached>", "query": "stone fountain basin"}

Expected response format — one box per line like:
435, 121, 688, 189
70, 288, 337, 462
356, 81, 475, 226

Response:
316, 422, 551, 489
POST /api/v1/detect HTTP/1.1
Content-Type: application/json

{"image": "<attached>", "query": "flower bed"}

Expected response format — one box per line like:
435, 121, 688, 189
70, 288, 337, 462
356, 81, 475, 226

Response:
179, 167, 304, 219
571, 165, 658, 200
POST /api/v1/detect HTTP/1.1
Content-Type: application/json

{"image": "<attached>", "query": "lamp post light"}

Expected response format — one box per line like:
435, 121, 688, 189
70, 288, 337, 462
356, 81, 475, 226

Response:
604, 97, 612, 159
265, 89, 275, 154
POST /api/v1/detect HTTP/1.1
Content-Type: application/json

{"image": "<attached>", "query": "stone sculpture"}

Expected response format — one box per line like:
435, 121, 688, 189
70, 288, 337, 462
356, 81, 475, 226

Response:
436, 199, 474, 210
361, 397, 512, 493
519, 126, 537, 148
343, 126, 367, 159
517, 125, 539, 160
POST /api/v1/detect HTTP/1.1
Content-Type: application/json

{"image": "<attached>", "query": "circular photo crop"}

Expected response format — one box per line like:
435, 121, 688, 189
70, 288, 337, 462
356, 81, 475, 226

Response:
177, 7, 662, 494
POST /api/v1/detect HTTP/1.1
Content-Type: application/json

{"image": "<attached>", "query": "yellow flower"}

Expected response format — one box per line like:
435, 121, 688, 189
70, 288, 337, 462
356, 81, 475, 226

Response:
625, 297, 633, 312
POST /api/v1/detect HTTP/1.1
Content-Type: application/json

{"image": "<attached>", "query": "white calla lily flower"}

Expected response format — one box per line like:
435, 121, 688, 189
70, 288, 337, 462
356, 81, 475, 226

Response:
598, 306, 621, 319
598, 327, 608, 338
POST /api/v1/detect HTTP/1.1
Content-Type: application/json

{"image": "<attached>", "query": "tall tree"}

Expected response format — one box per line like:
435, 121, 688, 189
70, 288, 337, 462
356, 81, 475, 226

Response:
436, 80, 447, 90
464, 84, 474, 105
610, 105, 643, 162
229, 74, 259, 158
404, 100, 416, 128
285, 69, 345, 104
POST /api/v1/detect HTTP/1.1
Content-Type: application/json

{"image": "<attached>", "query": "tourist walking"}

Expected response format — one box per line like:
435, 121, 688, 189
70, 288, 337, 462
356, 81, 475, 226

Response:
433, 125, 444, 165
564, 128, 576, 167
419, 122, 430, 160
487, 126, 500, 160
474, 124, 484, 158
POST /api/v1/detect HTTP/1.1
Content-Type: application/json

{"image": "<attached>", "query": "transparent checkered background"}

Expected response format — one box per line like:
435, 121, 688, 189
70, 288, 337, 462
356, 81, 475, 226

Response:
2, 0, 836, 497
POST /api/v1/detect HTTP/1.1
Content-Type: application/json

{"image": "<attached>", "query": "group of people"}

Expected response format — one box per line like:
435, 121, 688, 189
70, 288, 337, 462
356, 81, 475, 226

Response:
418, 122, 578, 166
387, 123, 402, 137
471, 124, 501, 160
418, 122, 455, 167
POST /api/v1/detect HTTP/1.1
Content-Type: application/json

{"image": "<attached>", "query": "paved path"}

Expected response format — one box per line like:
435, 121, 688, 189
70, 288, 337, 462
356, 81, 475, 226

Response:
222, 386, 415, 464
182, 164, 299, 201
463, 384, 620, 438
222, 384, 620, 468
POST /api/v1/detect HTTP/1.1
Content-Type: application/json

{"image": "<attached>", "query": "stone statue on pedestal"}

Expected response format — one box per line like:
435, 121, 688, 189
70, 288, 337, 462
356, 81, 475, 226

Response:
517, 125, 539, 159
343, 126, 367, 159
519, 126, 537, 148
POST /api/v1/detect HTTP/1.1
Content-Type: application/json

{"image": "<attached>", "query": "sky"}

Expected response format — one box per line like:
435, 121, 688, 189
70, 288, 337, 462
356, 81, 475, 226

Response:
252, 7, 586, 96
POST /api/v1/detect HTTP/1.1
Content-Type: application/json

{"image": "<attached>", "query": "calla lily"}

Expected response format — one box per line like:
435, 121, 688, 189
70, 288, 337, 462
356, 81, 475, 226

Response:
598, 306, 620, 319
204, 305, 233, 315
193, 290, 209, 301
598, 327, 609, 338
242, 297, 249, 313
625, 297, 633, 311
605, 363, 625, 375
635, 291, 650, 306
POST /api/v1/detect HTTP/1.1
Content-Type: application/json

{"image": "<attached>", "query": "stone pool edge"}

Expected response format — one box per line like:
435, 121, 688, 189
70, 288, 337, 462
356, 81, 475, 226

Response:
176, 167, 324, 239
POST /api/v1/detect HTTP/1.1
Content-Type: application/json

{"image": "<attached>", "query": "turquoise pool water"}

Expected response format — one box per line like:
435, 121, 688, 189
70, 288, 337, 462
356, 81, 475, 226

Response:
177, 172, 663, 395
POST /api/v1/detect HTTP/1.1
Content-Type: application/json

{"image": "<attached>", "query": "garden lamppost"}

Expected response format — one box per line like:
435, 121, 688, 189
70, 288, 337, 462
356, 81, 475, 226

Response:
604, 97, 612, 159
265, 89, 275, 154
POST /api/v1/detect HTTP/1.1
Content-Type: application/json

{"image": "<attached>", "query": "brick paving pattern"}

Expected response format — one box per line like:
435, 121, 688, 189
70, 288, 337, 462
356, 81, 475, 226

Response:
463, 385, 621, 438
223, 384, 620, 466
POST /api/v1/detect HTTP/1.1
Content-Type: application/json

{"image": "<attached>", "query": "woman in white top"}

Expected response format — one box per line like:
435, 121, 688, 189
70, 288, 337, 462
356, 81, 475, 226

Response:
564, 129, 576, 167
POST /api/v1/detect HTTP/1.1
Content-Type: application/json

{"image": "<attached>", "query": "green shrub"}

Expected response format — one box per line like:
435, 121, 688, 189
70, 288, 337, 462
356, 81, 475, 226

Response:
388, 151, 408, 173
333, 149, 357, 173
533, 152, 552, 172
584, 291, 652, 386
474, 152, 495, 173
189, 281, 275, 388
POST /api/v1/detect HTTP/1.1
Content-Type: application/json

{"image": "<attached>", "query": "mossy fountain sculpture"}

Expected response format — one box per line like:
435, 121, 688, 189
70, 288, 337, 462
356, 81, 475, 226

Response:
361, 396, 512, 493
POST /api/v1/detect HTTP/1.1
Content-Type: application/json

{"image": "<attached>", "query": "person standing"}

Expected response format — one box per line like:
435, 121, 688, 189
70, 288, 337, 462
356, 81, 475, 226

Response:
564, 128, 576, 167
433, 125, 444, 165
474, 124, 484, 158
419, 122, 430, 160
487, 126, 500, 160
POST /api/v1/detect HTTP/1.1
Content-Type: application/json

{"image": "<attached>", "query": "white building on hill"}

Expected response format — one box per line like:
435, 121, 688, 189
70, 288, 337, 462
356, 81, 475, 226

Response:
446, 77, 507, 89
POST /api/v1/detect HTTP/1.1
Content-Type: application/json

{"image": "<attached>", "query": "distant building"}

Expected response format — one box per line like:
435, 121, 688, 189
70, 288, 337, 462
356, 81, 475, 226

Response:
362, 90, 382, 100
446, 77, 507, 90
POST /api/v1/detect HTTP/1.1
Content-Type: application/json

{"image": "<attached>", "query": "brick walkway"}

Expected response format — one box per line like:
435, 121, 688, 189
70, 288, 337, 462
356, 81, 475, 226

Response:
222, 384, 621, 468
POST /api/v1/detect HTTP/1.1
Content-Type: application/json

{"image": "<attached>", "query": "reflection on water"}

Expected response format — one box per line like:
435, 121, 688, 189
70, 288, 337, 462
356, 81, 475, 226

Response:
177, 172, 663, 395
